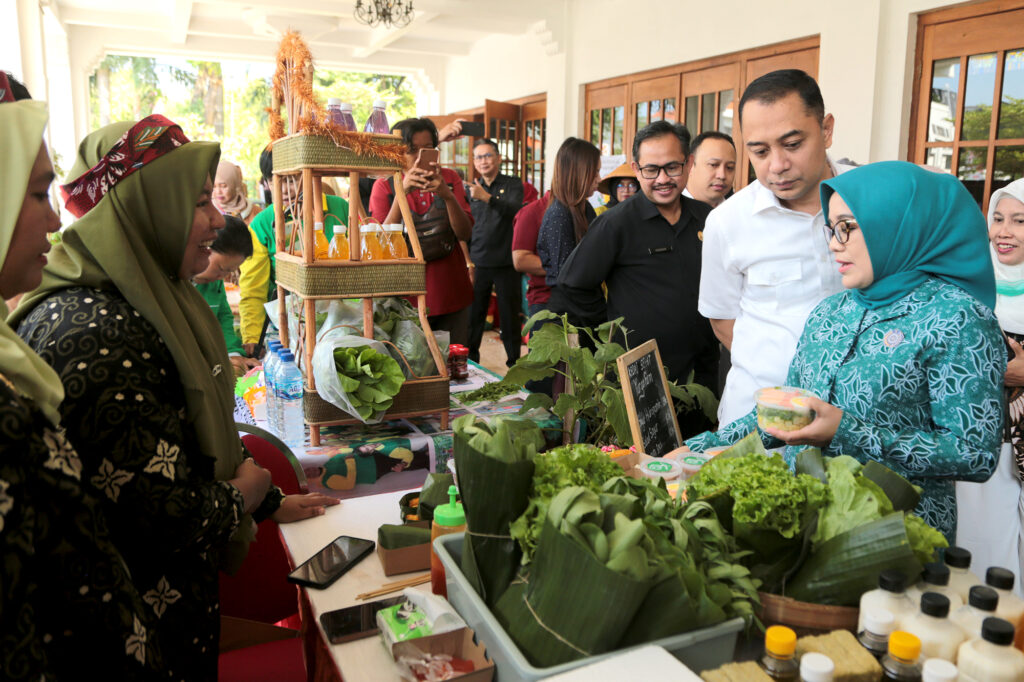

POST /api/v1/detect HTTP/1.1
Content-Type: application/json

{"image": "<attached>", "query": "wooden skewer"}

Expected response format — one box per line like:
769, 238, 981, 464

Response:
356, 573, 430, 601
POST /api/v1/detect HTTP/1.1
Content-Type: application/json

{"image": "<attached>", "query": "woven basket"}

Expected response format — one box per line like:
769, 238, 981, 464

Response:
272, 133, 404, 174
758, 592, 859, 636
276, 256, 426, 298
303, 376, 450, 424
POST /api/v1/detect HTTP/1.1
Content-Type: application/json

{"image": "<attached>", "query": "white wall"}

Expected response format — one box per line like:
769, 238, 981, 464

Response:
440, 0, 958, 179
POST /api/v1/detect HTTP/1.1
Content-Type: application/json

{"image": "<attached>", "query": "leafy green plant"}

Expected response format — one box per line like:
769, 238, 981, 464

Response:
333, 346, 404, 421
504, 311, 718, 447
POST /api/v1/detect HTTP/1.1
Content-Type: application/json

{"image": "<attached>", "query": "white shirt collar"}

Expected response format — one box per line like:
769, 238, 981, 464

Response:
749, 156, 842, 217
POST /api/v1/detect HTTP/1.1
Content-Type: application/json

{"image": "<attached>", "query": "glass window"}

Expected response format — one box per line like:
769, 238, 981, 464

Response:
999, 49, 1024, 139
613, 106, 624, 155
636, 102, 648, 132
718, 89, 734, 136
524, 121, 534, 162
925, 146, 953, 172
957, 147, 988, 207
928, 57, 960, 143
664, 98, 677, 123
993, 145, 1024, 192
961, 53, 998, 141
590, 109, 600, 144
650, 98, 662, 122
685, 96, 698, 133
601, 107, 613, 155
701, 92, 716, 132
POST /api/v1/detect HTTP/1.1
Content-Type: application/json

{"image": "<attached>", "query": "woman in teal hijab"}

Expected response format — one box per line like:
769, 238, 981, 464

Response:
687, 161, 1004, 540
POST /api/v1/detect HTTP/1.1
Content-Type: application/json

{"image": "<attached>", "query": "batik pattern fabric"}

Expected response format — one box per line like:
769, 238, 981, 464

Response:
1003, 331, 1024, 480
687, 279, 1005, 541
0, 375, 164, 680
60, 114, 189, 218
16, 287, 250, 681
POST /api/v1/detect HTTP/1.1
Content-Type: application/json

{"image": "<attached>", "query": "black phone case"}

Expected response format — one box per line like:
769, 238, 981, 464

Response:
286, 536, 375, 589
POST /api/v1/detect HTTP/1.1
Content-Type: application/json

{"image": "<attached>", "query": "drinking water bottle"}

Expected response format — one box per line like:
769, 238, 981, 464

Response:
277, 351, 306, 448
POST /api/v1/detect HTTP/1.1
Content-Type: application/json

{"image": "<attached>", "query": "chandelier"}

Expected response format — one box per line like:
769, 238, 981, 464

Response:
354, 0, 415, 28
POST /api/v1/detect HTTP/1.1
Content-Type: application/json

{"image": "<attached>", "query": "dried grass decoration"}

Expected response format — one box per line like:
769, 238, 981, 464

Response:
267, 30, 406, 166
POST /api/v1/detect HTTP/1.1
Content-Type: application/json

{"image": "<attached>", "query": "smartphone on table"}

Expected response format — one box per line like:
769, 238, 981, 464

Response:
319, 596, 405, 644
286, 535, 375, 589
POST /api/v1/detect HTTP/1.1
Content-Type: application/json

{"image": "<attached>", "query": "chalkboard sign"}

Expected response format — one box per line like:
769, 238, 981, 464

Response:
616, 340, 681, 457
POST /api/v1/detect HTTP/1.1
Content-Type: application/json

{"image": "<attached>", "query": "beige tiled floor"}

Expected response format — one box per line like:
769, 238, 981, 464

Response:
476, 330, 528, 378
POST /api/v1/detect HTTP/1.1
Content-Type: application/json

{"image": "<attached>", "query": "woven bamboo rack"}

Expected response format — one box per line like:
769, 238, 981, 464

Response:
272, 132, 450, 446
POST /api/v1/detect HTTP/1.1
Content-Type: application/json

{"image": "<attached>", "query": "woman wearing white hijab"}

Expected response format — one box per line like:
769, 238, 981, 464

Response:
212, 160, 257, 223
0, 85, 161, 678
958, 177, 1024, 591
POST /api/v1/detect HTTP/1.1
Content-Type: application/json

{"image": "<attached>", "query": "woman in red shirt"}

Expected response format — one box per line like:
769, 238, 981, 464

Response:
369, 118, 474, 344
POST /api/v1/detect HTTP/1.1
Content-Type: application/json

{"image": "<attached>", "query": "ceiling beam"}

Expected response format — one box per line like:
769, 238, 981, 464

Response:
351, 11, 437, 59
170, 0, 193, 45
59, 7, 166, 32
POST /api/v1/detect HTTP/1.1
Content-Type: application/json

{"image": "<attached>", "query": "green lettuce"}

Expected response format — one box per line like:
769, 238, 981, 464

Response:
811, 455, 893, 547
904, 513, 949, 564
333, 345, 404, 421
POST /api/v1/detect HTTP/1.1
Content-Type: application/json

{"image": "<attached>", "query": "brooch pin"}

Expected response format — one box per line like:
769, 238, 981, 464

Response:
882, 329, 905, 348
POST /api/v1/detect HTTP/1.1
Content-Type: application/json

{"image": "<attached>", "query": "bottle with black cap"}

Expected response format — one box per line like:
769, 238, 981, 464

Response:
956, 616, 1024, 681
950, 585, 999, 640
902, 592, 966, 662
907, 563, 963, 611
943, 546, 980, 602
860, 569, 916, 631
986, 567, 1024, 627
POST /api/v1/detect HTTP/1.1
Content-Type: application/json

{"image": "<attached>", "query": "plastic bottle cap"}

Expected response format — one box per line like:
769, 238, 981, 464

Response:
373, 99, 386, 108
340, 102, 352, 111
987, 566, 1016, 591
943, 546, 971, 569
360, 224, 381, 233
968, 585, 999, 612
268, 340, 281, 349
799, 652, 834, 682
922, 658, 958, 682
314, 221, 324, 231
982, 616, 1016, 645
863, 608, 896, 636
764, 625, 797, 657
327, 97, 341, 106
878, 569, 907, 593
281, 351, 294, 362
920, 591, 950, 618
888, 631, 921, 660
433, 485, 465, 527
922, 562, 950, 586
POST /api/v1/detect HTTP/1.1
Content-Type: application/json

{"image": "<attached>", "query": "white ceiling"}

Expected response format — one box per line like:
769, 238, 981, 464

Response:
51, 0, 556, 76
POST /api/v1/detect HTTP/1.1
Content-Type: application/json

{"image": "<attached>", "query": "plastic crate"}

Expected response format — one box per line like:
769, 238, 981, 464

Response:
434, 533, 743, 681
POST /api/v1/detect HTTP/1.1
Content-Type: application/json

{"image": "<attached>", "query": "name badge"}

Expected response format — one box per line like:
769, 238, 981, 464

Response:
649, 246, 674, 255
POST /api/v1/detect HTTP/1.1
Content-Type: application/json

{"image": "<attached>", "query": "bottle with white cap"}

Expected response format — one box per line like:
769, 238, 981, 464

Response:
858, 608, 897, 660
799, 652, 834, 682
337, 102, 357, 132
950, 585, 999, 640
326, 97, 343, 127
921, 658, 958, 682
363, 99, 390, 134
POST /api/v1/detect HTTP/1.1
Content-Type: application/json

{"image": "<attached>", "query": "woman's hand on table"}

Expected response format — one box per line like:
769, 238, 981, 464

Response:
272, 493, 341, 523
231, 458, 273, 513
1006, 338, 1024, 387
764, 397, 843, 447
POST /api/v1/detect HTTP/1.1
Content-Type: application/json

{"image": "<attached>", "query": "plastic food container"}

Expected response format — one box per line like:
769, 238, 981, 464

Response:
755, 386, 817, 432
638, 458, 683, 481
676, 453, 713, 480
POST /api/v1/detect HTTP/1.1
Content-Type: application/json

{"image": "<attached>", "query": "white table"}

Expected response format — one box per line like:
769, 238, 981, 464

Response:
279, 488, 430, 681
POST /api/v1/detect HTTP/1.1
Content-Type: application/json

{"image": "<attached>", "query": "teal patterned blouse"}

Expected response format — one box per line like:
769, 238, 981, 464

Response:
687, 278, 1005, 541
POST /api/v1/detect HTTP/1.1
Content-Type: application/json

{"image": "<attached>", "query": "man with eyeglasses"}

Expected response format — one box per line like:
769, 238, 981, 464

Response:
699, 69, 854, 425
466, 138, 525, 366
684, 131, 737, 208
554, 120, 720, 403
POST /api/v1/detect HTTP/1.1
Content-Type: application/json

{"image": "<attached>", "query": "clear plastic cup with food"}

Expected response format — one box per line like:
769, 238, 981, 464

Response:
755, 386, 817, 432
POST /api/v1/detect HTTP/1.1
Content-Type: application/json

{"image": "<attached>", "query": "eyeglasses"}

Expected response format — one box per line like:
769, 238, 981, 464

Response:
824, 218, 859, 245
474, 152, 495, 161
636, 162, 685, 179
615, 181, 640, 192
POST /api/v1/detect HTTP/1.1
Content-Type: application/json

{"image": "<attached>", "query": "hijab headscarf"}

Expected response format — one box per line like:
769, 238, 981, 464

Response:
0, 100, 65, 424
988, 179, 1024, 334
213, 161, 254, 219
9, 118, 254, 568
820, 160, 995, 310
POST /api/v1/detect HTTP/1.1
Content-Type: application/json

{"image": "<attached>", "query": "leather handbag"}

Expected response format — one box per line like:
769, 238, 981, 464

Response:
389, 178, 457, 262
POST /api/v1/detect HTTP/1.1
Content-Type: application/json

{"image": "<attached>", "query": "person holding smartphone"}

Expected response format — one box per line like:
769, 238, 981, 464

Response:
369, 118, 474, 344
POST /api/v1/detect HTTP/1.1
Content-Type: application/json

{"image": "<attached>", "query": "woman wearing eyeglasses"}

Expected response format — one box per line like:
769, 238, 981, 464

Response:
595, 163, 640, 215
684, 161, 1004, 542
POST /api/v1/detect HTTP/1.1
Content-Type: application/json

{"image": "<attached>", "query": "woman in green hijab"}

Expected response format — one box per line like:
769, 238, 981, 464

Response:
11, 115, 333, 680
686, 161, 1005, 541
0, 92, 163, 678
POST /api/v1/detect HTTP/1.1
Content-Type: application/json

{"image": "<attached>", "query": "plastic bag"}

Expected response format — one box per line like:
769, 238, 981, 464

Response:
312, 330, 396, 424
391, 318, 438, 379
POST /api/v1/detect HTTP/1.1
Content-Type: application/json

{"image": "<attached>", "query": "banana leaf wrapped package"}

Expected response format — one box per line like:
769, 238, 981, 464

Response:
453, 415, 543, 606
494, 487, 661, 667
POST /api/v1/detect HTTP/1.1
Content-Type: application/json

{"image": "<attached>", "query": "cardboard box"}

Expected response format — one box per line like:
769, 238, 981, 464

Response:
377, 541, 431, 576
391, 627, 495, 682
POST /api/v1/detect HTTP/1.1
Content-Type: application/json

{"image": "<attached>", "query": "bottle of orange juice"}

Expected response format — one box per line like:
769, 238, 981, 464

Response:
360, 224, 384, 261
312, 221, 329, 261
383, 225, 409, 259
327, 230, 349, 260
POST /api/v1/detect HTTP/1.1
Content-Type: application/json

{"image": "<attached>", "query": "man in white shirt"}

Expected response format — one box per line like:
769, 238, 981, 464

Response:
700, 69, 853, 425
683, 131, 737, 208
